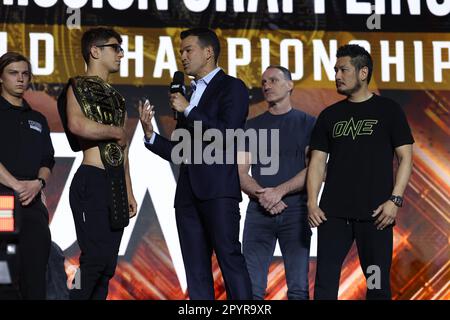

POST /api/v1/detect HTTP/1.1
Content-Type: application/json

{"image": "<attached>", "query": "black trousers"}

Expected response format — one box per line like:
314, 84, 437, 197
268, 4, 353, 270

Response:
314, 217, 393, 300
175, 168, 252, 300
17, 197, 51, 299
69, 165, 123, 300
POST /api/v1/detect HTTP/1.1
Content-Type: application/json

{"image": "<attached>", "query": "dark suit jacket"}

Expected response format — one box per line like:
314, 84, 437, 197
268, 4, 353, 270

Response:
145, 70, 249, 206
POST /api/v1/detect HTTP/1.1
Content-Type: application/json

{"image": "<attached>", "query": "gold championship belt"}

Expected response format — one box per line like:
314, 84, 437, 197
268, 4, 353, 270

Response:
63, 76, 129, 229
71, 76, 125, 166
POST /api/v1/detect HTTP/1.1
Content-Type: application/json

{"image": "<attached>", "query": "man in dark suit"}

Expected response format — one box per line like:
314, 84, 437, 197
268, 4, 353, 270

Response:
138, 28, 252, 300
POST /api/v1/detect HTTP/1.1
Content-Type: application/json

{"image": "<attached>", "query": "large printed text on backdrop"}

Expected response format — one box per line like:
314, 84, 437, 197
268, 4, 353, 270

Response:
0, 1, 448, 299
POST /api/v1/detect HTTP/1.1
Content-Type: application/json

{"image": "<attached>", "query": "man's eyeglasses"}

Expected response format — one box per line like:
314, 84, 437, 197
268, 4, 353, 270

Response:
96, 43, 124, 54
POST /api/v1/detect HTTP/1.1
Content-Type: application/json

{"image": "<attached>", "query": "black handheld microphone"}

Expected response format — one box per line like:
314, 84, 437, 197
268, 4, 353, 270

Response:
170, 71, 185, 120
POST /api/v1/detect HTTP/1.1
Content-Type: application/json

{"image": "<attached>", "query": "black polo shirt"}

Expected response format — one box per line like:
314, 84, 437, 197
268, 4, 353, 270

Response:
0, 95, 55, 180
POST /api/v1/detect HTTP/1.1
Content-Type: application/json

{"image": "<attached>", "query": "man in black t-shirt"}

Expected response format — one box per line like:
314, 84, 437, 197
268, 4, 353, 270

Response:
0, 52, 55, 299
238, 66, 315, 300
307, 45, 414, 300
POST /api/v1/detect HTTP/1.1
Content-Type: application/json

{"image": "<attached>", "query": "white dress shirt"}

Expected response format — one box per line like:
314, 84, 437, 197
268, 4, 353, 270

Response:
144, 67, 221, 145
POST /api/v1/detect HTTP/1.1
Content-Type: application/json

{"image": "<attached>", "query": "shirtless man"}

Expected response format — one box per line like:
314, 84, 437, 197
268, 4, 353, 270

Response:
57, 27, 137, 300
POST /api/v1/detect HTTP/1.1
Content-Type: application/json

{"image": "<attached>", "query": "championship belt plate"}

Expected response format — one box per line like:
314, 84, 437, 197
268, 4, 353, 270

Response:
71, 76, 129, 229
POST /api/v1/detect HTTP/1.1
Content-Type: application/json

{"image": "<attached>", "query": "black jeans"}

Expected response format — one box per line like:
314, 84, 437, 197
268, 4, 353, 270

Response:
243, 205, 311, 300
314, 217, 393, 300
69, 165, 123, 300
17, 197, 51, 300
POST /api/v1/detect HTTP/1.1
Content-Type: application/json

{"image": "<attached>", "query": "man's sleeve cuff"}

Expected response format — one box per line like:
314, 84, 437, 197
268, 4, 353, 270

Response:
184, 104, 195, 117
143, 132, 156, 145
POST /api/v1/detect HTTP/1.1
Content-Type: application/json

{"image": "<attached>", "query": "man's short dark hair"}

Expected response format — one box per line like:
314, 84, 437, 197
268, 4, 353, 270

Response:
0, 52, 32, 79
266, 65, 292, 81
180, 28, 220, 64
81, 27, 122, 64
336, 44, 373, 84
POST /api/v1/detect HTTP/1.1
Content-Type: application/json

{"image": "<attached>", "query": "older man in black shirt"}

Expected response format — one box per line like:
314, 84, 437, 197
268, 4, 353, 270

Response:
0, 52, 55, 299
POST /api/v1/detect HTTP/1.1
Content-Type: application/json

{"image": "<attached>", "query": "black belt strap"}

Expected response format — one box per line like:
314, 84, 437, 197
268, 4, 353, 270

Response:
98, 142, 129, 230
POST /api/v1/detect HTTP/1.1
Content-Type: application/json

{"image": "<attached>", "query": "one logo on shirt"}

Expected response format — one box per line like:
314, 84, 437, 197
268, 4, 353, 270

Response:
332, 117, 378, 140
28, 120, 42, 133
